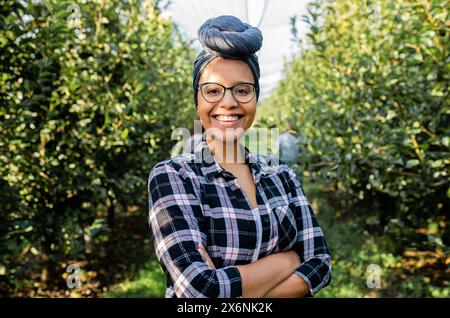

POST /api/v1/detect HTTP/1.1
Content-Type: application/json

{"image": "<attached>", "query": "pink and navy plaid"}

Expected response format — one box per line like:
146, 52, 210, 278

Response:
148, 139, 331, 298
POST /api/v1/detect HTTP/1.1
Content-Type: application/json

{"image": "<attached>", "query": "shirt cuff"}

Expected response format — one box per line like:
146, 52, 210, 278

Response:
293, 268, 314, 296
220, 266, 242, 298
293, 259, 329, 297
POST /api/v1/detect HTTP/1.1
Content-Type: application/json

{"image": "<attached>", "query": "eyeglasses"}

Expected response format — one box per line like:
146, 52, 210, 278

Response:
198, 82, 258, 104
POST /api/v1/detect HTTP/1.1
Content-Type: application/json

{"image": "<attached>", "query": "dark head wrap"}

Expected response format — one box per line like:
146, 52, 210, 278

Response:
193, 15, 263, 108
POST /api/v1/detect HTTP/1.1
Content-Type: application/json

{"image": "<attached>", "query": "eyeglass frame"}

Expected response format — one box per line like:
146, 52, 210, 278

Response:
197, 82, 259, 104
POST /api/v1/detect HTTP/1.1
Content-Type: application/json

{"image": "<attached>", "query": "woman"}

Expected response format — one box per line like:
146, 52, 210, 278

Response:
148, 15, 331, 298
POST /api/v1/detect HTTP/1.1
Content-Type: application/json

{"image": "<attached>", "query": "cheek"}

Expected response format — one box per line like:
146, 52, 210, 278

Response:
243, 103, 257, 127
197, 103, 213, 127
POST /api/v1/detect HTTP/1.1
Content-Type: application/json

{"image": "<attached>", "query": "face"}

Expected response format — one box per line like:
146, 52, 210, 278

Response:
197, 57, 257, 143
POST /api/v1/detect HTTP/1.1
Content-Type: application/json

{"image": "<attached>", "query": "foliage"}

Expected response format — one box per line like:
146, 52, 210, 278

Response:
259, 0, 449, 254
102, 182, 450, 298
102, 258, 165, 298
0, 0, 196, 292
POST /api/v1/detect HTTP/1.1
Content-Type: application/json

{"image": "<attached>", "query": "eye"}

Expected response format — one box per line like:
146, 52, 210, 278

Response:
235, 89, 249, 95
203, 85, 223, 96
207, 89, 220, 94
233, 84, 252, 95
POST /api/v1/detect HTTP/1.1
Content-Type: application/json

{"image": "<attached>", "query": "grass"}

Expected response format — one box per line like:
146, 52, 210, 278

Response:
101, 182, 449, 298
103, 258, 165, 298
304, 182, 449, 298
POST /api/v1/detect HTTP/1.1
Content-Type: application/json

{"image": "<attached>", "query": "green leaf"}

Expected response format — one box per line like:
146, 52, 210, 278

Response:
406, 159, 420, 168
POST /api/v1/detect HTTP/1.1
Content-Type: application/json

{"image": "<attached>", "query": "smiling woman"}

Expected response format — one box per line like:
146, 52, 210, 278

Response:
197, 58, 257, 149
147, 15, 331, 298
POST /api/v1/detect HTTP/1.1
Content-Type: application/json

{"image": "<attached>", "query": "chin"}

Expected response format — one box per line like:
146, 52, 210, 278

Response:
206, 126, 246, 143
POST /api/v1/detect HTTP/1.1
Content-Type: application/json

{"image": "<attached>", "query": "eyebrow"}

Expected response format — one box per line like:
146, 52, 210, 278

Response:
200, 81, 255, 86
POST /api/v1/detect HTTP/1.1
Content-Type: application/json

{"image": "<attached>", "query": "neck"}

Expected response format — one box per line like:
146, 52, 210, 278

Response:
206, 136, 245, 164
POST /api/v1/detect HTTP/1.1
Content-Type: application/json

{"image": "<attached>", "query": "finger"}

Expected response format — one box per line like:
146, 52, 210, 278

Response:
197, 243, 215, 269
197, 243, 207, 258
197, 243, 206, 255
197, 244, 206, 257
206, 258, 215, 269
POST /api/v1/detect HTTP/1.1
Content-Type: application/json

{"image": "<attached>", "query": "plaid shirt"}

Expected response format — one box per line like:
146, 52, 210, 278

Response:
148, 139, 331, 298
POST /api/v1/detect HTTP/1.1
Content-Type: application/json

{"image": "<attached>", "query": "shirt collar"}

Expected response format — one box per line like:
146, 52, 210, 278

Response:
191, 138, 266, 183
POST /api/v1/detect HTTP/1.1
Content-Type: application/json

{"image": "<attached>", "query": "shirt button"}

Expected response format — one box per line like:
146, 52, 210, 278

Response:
263, 216, 270, 223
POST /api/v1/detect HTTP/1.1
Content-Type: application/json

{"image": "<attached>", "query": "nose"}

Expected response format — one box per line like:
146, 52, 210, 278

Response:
219, 88, 238, 107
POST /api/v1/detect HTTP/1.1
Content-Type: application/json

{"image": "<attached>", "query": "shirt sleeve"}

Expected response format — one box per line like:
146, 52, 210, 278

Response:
285, 167, 332, 296
148, 161, 242, 298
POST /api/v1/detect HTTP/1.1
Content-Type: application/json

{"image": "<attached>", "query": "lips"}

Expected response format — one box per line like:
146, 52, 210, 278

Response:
211, 114, 244, 128
213, 114, 243, 121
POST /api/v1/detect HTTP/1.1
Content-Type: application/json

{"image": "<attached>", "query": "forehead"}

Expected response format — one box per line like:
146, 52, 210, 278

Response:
200, 58, 254, 85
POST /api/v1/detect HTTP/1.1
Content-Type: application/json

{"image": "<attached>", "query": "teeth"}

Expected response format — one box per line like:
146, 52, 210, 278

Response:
215, 115, 241, 121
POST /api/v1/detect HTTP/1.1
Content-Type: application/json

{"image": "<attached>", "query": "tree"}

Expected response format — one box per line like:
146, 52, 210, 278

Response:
0, 0, 196, 292
259, 0, 449, 253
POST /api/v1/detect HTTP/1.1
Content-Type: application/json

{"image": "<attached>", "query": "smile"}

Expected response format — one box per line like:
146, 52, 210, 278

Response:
213, 115, 243, 122
211, 114, 244, 128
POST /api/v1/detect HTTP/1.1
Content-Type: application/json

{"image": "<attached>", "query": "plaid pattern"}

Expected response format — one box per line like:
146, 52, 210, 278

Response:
148, 139, 331, 298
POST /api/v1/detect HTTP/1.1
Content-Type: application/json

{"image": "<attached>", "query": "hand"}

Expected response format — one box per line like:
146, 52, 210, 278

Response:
197, 243, 216, 269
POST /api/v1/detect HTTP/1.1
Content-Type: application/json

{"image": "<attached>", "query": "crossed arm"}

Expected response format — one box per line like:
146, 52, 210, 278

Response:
198, 243, 310, 298
148, 162, 331, 298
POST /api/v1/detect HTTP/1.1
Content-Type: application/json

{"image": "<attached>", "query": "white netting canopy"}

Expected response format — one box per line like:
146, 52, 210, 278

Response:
161, 0, 310, 101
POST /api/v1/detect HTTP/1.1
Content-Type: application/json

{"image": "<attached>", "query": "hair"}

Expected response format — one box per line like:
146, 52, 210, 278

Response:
192, 15, 263, 108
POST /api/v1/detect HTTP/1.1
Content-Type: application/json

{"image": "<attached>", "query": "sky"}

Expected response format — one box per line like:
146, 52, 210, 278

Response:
161, 0, 311, 101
